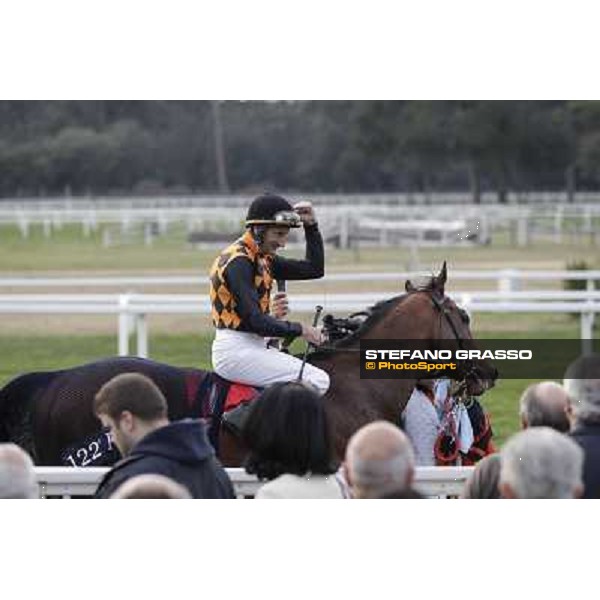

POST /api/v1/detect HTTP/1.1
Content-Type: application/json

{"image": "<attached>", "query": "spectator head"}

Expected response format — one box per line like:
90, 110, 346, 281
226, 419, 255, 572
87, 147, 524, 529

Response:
93, 373, 169, 456
110, 474, 192, 499
499, 427, 584, 499
519, 381, 571, 432
563, 353, 600, 426
344, 421, 415, 499
0, 443, 37, 499
242, 381, 336, 480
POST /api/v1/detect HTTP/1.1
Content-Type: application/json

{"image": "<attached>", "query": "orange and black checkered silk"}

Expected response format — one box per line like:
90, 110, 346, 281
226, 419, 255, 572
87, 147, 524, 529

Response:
209, 230, 273, 329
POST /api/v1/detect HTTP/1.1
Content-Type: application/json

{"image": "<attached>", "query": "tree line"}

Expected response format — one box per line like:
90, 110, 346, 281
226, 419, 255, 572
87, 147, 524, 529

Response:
1, 100, 600, 202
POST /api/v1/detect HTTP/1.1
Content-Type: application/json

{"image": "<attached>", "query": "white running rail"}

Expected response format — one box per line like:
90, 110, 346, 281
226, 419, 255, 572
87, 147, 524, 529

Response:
0, 290, 597, 355
34, 466, 474, 499
0, 269, 599, 290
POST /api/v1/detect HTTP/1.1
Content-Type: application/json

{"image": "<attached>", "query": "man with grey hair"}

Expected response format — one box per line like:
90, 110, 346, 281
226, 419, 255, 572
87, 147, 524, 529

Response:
463, 380, 571, 499
564, 353, 600, 498
344, 421, 416, 499
519, 381, 570, 432
499, 427, 583, 499
0, 443, 38, 499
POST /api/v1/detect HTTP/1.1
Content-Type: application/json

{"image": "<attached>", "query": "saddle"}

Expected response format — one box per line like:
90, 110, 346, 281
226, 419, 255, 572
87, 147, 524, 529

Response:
185, 371, 260, 450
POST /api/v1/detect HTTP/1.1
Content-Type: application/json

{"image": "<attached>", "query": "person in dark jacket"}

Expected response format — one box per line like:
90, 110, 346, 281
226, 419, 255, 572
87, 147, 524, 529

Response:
93, 373, 235, 499
564, 353, 600, 499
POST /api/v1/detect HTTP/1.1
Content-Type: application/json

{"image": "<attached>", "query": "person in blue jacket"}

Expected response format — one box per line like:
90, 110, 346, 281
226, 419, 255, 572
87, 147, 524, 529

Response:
93, 372, 235, 499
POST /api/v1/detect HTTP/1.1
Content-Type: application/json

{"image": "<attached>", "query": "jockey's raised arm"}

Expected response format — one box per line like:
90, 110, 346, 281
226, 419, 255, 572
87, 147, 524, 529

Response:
209, 193, 330, 395
271, 201, 324, 281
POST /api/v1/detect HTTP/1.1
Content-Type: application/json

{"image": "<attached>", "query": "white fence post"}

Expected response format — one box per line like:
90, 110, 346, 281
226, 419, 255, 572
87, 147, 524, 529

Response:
517, 217, 529, 246
144, 222, 153, 246
554, 206, 563, 244
499, 269, 520, 293
17, 214, 29, 238
581, 308, 595, 355
340, 213, 349, 249
458, 292, 473, 326
136, 313, 148, 358
118, 294, 131, 356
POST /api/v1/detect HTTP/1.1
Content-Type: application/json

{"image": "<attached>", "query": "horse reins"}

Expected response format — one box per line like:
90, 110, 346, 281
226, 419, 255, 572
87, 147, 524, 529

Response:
429, 292, 477, 396
299, 290, 473, 360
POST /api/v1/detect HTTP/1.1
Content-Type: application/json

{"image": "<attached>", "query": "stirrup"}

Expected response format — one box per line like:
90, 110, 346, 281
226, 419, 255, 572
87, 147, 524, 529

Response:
221, 402, 253, 437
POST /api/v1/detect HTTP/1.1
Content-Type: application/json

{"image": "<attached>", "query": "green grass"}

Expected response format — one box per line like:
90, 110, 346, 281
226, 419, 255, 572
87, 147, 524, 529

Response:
1, 223, 598, 273
480, 378, 541, 446
0, 223, 216, 272
0, 333, 214, 385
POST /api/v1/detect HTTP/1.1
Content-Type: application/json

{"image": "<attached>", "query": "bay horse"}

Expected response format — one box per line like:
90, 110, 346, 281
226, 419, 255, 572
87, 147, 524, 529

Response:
0, 264, 497, 466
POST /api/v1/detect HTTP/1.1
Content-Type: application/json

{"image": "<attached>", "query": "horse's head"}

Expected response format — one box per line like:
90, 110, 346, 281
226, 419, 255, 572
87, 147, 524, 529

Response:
404, 262, 498, 396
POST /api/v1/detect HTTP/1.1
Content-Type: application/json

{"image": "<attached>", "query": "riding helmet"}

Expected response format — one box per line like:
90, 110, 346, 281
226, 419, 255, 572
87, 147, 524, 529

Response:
245, 193, 301, 228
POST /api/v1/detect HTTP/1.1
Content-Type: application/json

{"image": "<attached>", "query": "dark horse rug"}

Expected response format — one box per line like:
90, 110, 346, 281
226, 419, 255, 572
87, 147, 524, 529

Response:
0, 357, 258, 466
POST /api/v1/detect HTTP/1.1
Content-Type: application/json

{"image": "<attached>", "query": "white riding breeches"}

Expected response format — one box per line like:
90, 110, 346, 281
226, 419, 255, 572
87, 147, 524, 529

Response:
212, 329, 330, 395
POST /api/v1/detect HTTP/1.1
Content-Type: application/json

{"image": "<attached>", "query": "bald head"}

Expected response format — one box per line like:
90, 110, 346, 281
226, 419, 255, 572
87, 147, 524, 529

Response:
0, 443, 38, 499
110, 474, 192, 499
345, 421, 415, 499
519, 381, 570, 432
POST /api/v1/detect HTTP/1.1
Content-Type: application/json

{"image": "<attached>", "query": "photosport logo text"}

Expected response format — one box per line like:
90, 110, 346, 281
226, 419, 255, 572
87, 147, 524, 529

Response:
359, 340, 588, 380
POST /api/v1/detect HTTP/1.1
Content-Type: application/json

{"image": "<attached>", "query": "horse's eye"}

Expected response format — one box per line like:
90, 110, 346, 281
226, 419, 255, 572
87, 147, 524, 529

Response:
460, 309, 470, 324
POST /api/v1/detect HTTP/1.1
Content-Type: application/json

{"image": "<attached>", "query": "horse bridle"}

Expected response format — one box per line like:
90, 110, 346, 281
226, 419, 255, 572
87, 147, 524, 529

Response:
429, 291, 478, 399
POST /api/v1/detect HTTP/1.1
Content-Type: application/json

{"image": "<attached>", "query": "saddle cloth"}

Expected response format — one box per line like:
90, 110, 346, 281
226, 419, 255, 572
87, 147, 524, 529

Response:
185, 371, 260, 449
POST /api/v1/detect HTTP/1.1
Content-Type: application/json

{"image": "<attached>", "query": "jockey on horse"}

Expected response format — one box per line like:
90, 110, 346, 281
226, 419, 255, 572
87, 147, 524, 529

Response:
209, 193, 330, 395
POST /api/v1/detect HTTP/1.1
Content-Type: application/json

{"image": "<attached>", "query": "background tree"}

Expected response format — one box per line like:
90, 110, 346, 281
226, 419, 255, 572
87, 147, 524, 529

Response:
0, 100, 597, 200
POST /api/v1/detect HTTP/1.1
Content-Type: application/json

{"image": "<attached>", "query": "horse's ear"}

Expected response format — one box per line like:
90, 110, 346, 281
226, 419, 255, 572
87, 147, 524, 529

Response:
434, 262, 447, 293
405, 280, 416, 293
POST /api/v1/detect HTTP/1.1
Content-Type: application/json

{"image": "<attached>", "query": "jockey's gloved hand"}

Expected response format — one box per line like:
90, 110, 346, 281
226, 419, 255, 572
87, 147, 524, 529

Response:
293, 201, 317, 226
301, 324, 325, 346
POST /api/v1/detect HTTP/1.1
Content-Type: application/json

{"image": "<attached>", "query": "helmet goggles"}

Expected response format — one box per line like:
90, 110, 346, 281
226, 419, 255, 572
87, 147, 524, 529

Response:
246, 210, 302, 228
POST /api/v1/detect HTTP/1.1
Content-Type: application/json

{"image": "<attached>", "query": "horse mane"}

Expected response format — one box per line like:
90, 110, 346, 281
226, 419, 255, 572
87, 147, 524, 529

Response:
309, 275, 439, 360
335, 295, 403, 347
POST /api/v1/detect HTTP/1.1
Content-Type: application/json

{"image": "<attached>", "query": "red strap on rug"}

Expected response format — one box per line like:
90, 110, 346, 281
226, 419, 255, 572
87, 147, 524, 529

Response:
224, 383, 259, 412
